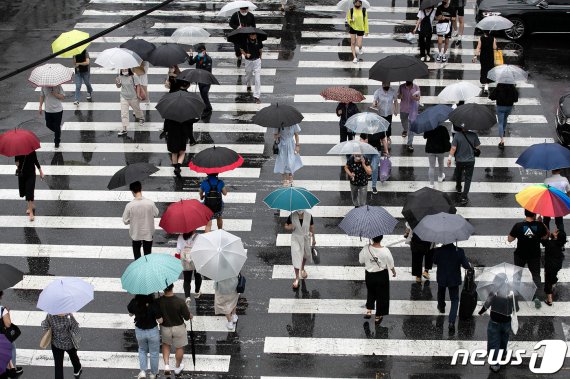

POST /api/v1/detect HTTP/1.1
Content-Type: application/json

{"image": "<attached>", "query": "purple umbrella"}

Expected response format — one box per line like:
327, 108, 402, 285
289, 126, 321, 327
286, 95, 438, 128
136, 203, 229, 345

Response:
37, 278, 94, 315
0, 334, 12, 375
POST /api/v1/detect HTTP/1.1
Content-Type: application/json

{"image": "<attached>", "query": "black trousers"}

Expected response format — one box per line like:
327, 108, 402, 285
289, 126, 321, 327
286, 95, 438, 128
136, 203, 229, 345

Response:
45, 111, 63, 145
543, 216, 564, 232
339, 123, 355, 143
199, 83, 212, 112
51, 345, 81, 379
411, 248, 433, 277
365, 269, 390, 316
380, 114, 392, 138
183, 270, 203, 298
544, 269, 559, 294
454, 161, 475, 197
514, 253, 541, 292
233, 43, 241, 57
184, 122, 196, 144
418, 32, 432, 57
132, 240, 152, 260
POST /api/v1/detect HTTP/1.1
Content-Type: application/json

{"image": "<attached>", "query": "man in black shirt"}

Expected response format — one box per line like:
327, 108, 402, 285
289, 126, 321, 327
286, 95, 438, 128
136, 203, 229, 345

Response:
73, 49, 93, 105
240, 33, 263, 104
188, 44, 213, 117
435, 0, 455, 62
229, 7, 256, 67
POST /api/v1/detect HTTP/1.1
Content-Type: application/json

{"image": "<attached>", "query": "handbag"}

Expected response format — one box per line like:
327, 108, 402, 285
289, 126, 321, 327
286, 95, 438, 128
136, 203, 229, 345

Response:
436, 21, 451, 36
461, 131, 481, 157
136, 85, 147, 101
68, 316, 82, 350
494, 50, 504, 65
272, 139, 280, 154
2, 323, 21, 343
39, 328, 52, 349
15, 156, 26, 177
311, 247, 320, 264
236, 273, 246, 293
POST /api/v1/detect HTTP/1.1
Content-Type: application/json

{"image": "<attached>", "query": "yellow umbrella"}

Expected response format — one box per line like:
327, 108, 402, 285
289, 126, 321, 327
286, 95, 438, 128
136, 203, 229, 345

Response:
52, 30, 90, 58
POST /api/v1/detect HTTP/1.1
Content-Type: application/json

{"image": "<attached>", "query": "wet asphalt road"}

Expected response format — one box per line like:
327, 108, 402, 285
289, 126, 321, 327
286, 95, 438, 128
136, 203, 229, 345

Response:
1, 0, 570, 378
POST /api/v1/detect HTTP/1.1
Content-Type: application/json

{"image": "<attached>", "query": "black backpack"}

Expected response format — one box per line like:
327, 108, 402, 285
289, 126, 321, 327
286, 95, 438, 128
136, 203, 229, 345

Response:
204, 178, 223, 213
420, 9, 434, 35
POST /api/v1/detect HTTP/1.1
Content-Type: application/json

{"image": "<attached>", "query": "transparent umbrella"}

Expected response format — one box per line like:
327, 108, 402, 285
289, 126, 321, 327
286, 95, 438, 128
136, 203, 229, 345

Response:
171, 26, 210, 44
487, 65, 528, 84
345, 112, 390, 135
476, 16, 514, 31
437, 81, 481, 102
327, 140, 379, 155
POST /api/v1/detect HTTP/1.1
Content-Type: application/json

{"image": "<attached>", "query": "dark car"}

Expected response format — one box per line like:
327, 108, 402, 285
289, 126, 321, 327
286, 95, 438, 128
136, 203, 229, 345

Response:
555, 93, 570, 146
475, 0, 570, 40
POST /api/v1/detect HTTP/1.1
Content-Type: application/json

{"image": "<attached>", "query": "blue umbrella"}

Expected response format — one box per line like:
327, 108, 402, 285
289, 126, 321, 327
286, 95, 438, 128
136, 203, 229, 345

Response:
516, 143, 570, 170
37, 278, 94, 315
409, 105, 453, 134
263, 186, 320, 211
339, 205, 398, 239
121, 254, 183, 295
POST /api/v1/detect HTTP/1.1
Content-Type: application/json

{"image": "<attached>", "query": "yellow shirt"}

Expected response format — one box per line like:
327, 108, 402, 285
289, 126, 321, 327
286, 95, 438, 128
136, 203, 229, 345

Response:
346, 8, 369, 34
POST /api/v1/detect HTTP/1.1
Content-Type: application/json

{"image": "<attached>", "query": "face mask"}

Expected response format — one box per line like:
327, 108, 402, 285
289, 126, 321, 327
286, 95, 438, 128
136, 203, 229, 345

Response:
121, 70, 128, 75
197, 52, 203, 57
383, 86, 390, 91
240, 10, 248, 15
405, 81, 413, 86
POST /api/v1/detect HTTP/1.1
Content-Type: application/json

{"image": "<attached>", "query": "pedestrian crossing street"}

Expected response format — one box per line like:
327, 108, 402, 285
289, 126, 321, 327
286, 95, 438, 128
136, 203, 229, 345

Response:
1, 0, 568, 377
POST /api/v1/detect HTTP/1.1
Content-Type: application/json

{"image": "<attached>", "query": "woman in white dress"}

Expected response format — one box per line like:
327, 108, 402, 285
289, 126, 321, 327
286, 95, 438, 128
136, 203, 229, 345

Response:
284, 210, 316, 289
274, 124, 303, 186
214, 276, 239, 330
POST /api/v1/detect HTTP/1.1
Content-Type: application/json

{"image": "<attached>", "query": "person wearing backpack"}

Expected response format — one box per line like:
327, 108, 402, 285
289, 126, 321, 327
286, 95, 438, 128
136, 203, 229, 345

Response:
413, 6, 436, 62
199, 174, 228, 232
176, 231, 202, 308
346, 0, 369, 63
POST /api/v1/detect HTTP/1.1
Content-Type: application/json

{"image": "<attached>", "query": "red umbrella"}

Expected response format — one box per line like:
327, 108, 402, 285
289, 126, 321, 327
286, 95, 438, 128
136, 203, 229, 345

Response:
320, 86, 365, 103
0, 129, 41, 157
159, 199, 213, 234
188, 146, 243, 174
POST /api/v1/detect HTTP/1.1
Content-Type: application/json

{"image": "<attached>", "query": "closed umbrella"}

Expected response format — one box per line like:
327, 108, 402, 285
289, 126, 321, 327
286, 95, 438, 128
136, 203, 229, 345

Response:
159, 200, 213, 234
252, 103, 304, 129
413, 212, 474, 244
0, 334, 12, 375
217, 1, 257, 17
263, 186, 320, 211
179, 69, 220, 85
515, 184, 570, 217
95, 48, 142, 69
437, 81, 481, 102
402, 186, 457, 229
37, 278, 94, 315
476, 15, 514, 31
119, 39, 156, 61
345, 112, 390, 135
147, 44, 188, 67
327, 140, 379, 155
121, 254, 183, 295
52, 30, 90, 58
448, 103, 496, 130
155, 91, 205, 122
369, 55, 429, 82
320, 86, 365, 103
339, 205, 398, 239
107, 162, 159, 190
0, 264, 24, 291
227, 27, 268, 44
171, 26, 210, 43
191, 230, 247, 281
189, 320, 197, 368
409, 105, 452, 134
336, 0, 371, 10
0, 129, 40, 157
487, 65, 528, 84
188, 146, 243, 174
28, 64, 74, 87
516, 143, 570, 170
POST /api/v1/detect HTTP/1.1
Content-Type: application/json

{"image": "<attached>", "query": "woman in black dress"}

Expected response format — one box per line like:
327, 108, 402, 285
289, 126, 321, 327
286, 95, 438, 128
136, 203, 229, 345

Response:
15, 151, 44, 221
163, 117, 199, 177
473, 30, 496, 94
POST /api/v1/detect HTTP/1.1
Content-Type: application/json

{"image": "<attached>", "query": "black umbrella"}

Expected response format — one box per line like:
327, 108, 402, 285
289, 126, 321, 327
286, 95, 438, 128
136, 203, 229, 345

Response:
0, 264, 24, 291
188, 146, 243, 174
227, 27, 268, 44
147, 44, 188, 67
401, 187, 457, 229
179, 69, 220, 85
155, 91, 205, 123
119, 39, 156, 61
189, 319, 196, 368
420, 0, 440, 9
448, 103, 497, 130
369, 55, 429, 82
252, 103, 304, 129
107, 162, 159, 190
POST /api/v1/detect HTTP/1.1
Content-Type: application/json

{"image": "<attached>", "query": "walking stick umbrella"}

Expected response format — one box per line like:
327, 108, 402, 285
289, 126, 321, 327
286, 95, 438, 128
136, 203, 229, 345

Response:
155, 91, 205, 122
171, 26, 210, 44
437, 81, 481, 102
487, 65, 528, 84
191, 230, 247, 281
95, 48, 142, 69
179, 69, 220, 85
339, 205, 398, 239
369, 55, 428, 82
413, 212, 474, 244
476, 15, 514, 31
188, 146, 243, 174
28, 64, 74, 87
320, 86, 365, 103
515, 184, 570, 217
189, 319, 197, 368
327, 140, 379, 155
227, 27, 268, 44
448, 103, 496, 130
147, 44, 189, 67
409, 105, 452, 134
344, 112, 390, 135
107, 162, 159, 190
0, 129, 40, 157
336, 0, 371, 10
263, 186, 320, 211
37, 278, 94, 315
121, 254, 183, 295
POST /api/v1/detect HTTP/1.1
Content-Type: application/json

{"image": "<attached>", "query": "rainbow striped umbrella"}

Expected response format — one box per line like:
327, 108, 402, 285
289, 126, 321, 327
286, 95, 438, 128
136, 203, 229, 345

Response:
515, 184, 570, 217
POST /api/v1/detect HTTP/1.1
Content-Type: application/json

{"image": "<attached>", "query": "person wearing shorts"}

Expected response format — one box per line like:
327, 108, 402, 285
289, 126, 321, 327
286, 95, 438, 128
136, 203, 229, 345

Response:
452, 0, 465, 39
435, 0, 455, 62
346, 0, 369, 63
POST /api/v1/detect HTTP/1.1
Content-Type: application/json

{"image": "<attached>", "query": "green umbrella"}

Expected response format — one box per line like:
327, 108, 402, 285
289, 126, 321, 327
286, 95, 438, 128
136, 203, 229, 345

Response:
263, 186, 320, 211
121, 254, 182, 295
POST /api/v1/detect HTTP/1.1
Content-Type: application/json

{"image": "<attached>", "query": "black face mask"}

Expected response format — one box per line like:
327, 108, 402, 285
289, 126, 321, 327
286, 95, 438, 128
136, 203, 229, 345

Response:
383, 86, 390, 91
354, 2, 362, 8
405, 81, 413, 86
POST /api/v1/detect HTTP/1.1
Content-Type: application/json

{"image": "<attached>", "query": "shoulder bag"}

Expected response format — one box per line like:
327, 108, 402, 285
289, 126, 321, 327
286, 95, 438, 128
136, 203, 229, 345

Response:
68, 315, 82, 350
236, 273, 246, 293
367, 246, 384, 270
272, 138, 280, 154
1, 306, 21, 343
461, 131, 480, 157
134, 77, 147, 101
436, 21, 451, 36
15, 155, 26, 177
39, 315, 52, 349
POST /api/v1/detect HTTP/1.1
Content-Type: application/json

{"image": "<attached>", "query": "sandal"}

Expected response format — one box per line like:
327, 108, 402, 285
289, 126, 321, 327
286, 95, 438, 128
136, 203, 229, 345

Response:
544, 300, 553, 306
29, 210, 35, 222
498, 141, 505, 149
364, 311, 372, 319
375, 316, 383, 324
292, 279, 299, 289
301, 270, 308, 279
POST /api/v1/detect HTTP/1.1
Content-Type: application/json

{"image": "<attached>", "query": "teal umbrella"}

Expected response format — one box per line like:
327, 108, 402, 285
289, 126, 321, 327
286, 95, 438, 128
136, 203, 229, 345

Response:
121, 254, 182, 295
263, 186, 320, 211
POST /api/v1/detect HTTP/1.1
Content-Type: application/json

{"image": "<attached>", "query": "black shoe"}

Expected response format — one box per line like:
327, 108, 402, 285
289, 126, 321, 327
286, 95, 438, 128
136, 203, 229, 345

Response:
6, 368, 23, 378
460, 196, 469, 205
455, 187, 462, 194
159, 130, 167, 139
237, 57, 242, 68
189, 140, 197, 146
448, 323, 456, 334
201, 109, 212, 118
247, 86, 252, 93
74, 366, 82, 378
437, 305, 445, 313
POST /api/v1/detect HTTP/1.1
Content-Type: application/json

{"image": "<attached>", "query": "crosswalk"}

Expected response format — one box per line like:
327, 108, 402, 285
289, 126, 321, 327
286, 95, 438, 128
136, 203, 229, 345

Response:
1, 0, 567, 378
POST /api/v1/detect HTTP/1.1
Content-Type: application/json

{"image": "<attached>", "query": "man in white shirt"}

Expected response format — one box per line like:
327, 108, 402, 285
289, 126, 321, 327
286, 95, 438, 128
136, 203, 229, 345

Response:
122, 181, 159, 259
543, 169, 570, 232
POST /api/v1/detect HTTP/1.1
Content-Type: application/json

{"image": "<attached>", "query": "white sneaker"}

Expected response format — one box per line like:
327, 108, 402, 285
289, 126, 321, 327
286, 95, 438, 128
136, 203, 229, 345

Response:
358, 47, 364, 55
452, 31, 458, 37
185, 297, 191, 308
352, 58, 358, 64
148, 375, 156, 379
429, 184, 435, 188
174, 364, 184, 375
425, 55, 431, 62
163, 365, 171, 375
438, 173, 446, 182
137, 370, 147, 379
226, 321, 234, 330
231, 314, 238, 323
194, 292, 201, 299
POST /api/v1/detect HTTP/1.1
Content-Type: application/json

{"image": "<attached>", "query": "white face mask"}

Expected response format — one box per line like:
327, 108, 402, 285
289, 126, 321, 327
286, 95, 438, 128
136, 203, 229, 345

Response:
297, 211, 304, 216
121, 70, 129, 75
240, 10, 248, 15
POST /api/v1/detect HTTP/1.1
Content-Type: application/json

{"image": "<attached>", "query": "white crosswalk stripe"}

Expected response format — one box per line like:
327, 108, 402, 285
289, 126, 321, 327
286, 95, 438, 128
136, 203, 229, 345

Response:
36, 84, 276, 93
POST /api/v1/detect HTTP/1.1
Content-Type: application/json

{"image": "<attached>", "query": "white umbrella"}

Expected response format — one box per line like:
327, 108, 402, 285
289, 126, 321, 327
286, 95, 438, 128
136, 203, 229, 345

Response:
437, 81, 481, 102
487, 65, 528, 84
190, 230, 247, 281
217, 1, 257, 17
327, 140, 380, 155
336, 0, 371, 11
345, 112, 390, 135
37, 278, 94, 315
171, 26, 210, 44
28, 64, 74, 87
94, 47, 142, 69
476, 16, 514, 31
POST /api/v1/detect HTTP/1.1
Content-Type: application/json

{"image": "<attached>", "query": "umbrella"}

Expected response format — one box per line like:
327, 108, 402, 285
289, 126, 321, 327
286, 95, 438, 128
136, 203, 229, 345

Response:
409, 105, 452, 134
119, 39, 156, 61
37, 278, 94, 315
437, 81, 481, 102
179, 69, 220, 85
413, 212, 474, 244
189, 319, 196, 368
217, 1, 257, 17
155, 91, 205, 123
515, 184, 570, 217
345, 112, 390, 135
487, 65, 528, 84
320, 86, 365, 103
52, 30, 90, 58
159, 200, 213, 234
147, 44, 188, 67
190, 230, 247, 281
0, 129, 40, 157
402, 187, 457, 229
121, 254, 183, 295
188, 146, 243, 174
227, 27, 268, 44
476, 262, 537, 316
369, 55, 429, 83
476, 15, 514, 31
420, 0, 440, 9
263, 186, 320, 211
252, 103, 304, 129
336, 0, 371, 11
0, 264, 24, 291
448, 103, 497, 130
339, 205, 398, 239
28, 64, 74, 87
107, 162, 159, 190
171, 26, 210, 44
516, 143, 570, 170
327, 140, 379, 155
95, 47, 142, 69
0, 334, 11, 375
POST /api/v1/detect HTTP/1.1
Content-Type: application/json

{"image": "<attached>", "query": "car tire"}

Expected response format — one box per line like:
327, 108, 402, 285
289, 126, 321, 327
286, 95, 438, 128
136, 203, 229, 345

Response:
505, 17, 525, 40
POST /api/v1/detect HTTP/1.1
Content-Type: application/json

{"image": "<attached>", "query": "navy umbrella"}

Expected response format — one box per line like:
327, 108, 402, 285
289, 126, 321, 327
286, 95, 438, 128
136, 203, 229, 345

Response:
402, 187, 457, 229
414, 212, 474, 244
339, 205, 398, 239
516, 143, 570, 170
409, 105, 453, 134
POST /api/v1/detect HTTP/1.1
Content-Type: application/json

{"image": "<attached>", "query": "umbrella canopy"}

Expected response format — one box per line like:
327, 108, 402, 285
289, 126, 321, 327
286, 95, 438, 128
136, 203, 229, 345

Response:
191, 230, 247, 281
227, 27, 268, 44
487, 65, 528, 84
402, 187, 457, 229
218, 1, 257, 17
37, 278, 94, 315
28, 64, 74, 87
369, 55, 429, 83
409, 105, 452, 134
95, 48, 142, 69
0, 264, 24, 291
448, 103, 497, 130
188, 146, 244, 174
345, 112, 390, 134
0, 129, 40, 157
155, 91, 205, 123
119, 39, 156, 61
178, 69, 220, 85
339, 205, 398, 239
171, 26, 210, 44
516, 143, 570, 170
414, 212, 474, 244
252, 103, 304, 129
0, 334, 12, 375
263, 186, 320, 211
327, 140, 379, 155
476, 15, 514, 31
437, 81, 481, 102
107, 162, 159, 190
159, 200, 213, 234
419, 0, 440, 9
515, 184, 570, 217
121, 254, 183, 295
147, 44, 188, 67
52, 30, 90, 58
337, 0, 371, 11
476, 263, 537, 316
320, 86, 365, 103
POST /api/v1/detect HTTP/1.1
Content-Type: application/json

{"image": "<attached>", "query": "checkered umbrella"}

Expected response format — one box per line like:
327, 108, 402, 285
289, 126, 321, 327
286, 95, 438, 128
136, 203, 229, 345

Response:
320, 87, 365, 103
28, 64, 74, 87
339, 205, 398, 239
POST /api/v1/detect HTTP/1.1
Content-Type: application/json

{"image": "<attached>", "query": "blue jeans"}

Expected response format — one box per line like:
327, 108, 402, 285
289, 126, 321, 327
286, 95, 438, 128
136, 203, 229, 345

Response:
496, 105, 512, 138
74, 71, 93, 101
487, 320, 511, 364
437, 285, 459, 324
400, 112, 415, 145
135, 326, 160, 374
367, 153, 380, 188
